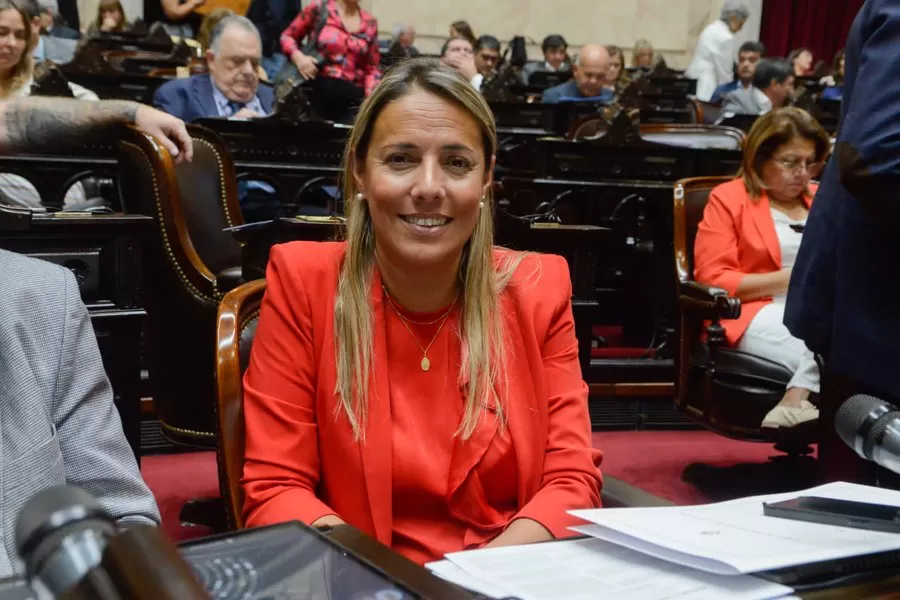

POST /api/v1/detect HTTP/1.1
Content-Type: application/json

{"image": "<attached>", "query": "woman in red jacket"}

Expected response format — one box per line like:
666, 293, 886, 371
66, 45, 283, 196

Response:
694, 108, 831, 429
240, 58, 603, 565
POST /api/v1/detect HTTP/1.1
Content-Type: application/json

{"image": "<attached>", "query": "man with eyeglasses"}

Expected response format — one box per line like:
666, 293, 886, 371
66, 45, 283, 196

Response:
786, 0, 900, 485
153, 15, 277, 222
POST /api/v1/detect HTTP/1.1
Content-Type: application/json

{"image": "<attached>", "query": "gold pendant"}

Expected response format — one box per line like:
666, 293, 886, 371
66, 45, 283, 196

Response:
421, 356, 430, 372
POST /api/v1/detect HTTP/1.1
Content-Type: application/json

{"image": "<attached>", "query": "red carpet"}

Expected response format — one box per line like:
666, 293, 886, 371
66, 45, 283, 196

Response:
142, 431, 818, 542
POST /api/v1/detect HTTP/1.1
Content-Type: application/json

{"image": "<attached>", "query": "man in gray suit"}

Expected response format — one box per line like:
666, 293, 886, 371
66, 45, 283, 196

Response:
0, 96, 192, 576
21, 0, 77, 64
722, 58, 795, 116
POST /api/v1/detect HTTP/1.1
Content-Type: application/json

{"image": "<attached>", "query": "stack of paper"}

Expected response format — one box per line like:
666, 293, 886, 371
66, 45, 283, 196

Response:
569, 481, 900, 575
426, 481, 900, 600
427, 538, 793, 600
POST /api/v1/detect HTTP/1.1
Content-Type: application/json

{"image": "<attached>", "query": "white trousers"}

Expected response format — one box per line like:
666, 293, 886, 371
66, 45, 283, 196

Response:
737, 302, 820, 393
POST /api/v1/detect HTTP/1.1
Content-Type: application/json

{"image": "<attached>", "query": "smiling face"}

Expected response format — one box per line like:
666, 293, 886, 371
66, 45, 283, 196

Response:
0, 8, 28, 77
353, 88, 492, 274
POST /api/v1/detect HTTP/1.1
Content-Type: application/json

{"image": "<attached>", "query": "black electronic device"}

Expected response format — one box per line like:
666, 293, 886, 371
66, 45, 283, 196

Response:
763, 495, 900, 534
178, 522, 482, 600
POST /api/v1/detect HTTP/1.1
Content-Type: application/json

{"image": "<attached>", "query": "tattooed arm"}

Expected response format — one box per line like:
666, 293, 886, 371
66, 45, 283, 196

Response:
0, 98, 193, 162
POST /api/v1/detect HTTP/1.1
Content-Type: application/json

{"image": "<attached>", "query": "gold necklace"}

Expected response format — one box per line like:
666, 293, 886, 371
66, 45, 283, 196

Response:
382, 286, 457, 371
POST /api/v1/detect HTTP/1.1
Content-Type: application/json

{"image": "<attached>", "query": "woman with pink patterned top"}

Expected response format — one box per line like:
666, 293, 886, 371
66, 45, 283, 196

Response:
280, 0, 380, 122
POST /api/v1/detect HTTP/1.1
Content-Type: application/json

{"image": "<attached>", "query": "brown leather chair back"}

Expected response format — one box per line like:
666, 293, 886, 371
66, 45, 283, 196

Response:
176, 125, 243, 276
673, 176, 732, 285
117, 125, 241, 447
216, 279, 267, 529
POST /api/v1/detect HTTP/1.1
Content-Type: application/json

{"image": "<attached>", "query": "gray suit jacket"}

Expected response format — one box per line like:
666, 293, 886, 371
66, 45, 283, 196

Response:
721, 86, 772, 116
0, 250, 159, 576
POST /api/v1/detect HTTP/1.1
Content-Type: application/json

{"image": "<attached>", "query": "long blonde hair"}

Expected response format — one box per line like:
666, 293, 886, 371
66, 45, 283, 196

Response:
336, 58, 524, 441
0, 0, 34, 99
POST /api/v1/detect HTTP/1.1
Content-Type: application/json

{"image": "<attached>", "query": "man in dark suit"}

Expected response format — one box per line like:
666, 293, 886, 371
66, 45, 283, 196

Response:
154, 15, 278, 222
542, 44, 613, 104
785, 0, 900, 483
154, 15, 275, 122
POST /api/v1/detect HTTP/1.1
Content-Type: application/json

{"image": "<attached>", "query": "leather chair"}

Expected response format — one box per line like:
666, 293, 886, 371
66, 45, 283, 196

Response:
216, 279, 266, 529
672, 176, 816, 452
216, 280, 673, 530
117, 124, 244, 448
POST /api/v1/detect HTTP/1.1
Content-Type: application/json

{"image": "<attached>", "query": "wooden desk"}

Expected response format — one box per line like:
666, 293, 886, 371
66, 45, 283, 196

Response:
0, 213, 151, 462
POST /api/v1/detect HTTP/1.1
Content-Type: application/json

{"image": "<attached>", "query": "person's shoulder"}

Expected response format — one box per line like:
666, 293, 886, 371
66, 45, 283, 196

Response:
0, 250, 72, 321
269, 240, 346, 281
542, 80, 573, 102
707, 177, 751, 209
496, 249, 570, 303
257, 82, 275, 103
154, 75, 192, 97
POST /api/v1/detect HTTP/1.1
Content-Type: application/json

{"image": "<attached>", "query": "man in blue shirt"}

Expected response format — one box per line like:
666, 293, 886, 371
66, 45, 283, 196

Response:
154, 15, 278, 222
709, 41, 765, 104
542, 44, 613, 104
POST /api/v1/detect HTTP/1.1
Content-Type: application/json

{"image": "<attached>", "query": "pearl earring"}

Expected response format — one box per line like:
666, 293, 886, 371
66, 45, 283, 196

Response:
480, 195, 485, 209
355, 193, 364, 202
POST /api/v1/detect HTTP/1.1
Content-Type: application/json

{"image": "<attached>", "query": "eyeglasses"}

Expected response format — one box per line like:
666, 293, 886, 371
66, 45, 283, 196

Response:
773, 157, 821, 175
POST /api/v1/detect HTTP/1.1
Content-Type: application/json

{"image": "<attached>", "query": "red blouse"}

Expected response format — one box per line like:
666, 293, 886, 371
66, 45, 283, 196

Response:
279, 0, 381, 96
385, 300, 519, 564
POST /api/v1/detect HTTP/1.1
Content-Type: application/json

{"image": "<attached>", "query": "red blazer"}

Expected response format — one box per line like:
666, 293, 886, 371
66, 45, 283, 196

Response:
694, 178, 817, 346
241, 242, 602, 555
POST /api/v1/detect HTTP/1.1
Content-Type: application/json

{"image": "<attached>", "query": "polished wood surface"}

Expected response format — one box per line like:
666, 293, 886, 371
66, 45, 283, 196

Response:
215, 279, 267, 529
193, 0, 251, 15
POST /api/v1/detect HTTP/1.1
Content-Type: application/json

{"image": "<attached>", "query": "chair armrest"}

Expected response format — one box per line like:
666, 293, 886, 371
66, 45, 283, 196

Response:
678, 280, 740, 320
601, 476, 675, 508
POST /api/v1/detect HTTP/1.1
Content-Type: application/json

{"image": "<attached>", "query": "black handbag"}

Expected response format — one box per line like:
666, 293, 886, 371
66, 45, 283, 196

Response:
274, 0, 330, 86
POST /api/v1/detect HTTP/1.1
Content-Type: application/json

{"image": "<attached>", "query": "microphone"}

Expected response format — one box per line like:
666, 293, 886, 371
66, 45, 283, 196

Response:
14, 486, 116, 597
836, 394, 900, 475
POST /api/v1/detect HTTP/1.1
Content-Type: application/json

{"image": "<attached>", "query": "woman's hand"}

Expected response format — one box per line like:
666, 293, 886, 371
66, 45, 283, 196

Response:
292, 50, 319, 80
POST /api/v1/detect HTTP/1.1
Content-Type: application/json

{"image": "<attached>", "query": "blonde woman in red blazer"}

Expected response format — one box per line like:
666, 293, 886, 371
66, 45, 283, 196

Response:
240, 59, 602, 565
694, 108, 831, 429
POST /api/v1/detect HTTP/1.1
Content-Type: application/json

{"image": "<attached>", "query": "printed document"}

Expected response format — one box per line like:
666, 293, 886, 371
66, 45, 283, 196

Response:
570, 481, 900, 575
435, 537, 792, 600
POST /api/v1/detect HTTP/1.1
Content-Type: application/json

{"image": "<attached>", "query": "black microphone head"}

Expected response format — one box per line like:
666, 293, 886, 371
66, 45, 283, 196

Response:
836, 394, 900, 457
15, 486, 116, 593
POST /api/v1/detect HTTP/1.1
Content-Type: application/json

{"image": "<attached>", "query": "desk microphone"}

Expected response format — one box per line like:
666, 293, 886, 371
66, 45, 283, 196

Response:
14, 486, 116, 597
836, 394, 900, 475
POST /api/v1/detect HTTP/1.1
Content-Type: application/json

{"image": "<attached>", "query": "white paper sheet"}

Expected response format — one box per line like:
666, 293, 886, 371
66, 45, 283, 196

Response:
425, 560, 509, 598
442, 538, 793, 600
569, 481, 900, 575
